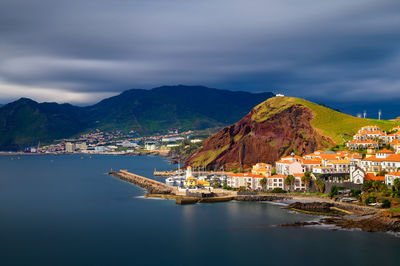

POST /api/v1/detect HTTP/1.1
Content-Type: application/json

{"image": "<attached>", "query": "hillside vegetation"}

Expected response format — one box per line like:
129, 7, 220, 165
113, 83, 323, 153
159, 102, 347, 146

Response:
252, 97, 398, 144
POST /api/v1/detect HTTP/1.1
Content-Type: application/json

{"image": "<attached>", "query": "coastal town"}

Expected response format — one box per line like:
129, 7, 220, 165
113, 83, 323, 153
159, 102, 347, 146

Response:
104, 123, 400, 233
154, 125, 400, 208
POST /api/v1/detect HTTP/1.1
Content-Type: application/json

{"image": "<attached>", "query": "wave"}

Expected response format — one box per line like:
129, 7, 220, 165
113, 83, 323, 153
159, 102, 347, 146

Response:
134, 195, 165, 200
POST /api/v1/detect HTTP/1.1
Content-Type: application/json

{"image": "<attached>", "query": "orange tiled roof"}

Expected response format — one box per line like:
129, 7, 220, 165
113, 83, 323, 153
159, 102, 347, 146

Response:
268, 174, 286, 179
363, 154, 400, 162
386, 172, 400, 176
377, 149, 395, 154
229, 173, 265, 178
302, 160, 321, 165
365, 173, 385, 181
318, 154, 339, 160
385, 154, 400, 162
294, 173, 305, 177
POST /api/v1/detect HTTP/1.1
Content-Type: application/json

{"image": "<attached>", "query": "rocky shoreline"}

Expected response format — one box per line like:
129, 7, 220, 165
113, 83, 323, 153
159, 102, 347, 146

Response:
280, 201, 400, 233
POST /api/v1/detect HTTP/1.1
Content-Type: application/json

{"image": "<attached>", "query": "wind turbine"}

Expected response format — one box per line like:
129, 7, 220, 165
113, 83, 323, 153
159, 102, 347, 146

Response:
378, 110, 382, 120
363, 111, 367, 119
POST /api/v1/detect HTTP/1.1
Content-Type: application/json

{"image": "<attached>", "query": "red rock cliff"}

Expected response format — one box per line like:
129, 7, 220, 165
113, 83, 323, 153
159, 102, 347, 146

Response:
185, 103, 334, 170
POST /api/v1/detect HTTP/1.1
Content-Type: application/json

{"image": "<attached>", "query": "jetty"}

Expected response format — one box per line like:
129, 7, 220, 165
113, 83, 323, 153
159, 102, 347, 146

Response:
110, 170, 176, 194
109, 170, 298, 205
154, 169, 232, 177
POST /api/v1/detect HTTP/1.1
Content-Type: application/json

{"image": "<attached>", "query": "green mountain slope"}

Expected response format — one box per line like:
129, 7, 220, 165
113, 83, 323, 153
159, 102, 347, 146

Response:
0, 98, 88, 151
86, 85, 274, 132
0, 86, 274, 150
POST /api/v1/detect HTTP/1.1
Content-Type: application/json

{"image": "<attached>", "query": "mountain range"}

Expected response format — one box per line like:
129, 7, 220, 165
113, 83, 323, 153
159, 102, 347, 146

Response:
185, 96, 399, 169
0, 85, 274, 151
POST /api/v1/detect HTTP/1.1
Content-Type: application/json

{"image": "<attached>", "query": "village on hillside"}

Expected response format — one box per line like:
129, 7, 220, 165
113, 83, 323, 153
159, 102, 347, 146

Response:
170, 125, 400, 206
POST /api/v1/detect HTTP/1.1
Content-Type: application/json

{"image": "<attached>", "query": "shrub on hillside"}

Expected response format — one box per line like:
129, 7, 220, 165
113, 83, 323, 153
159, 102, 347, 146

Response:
365, 196, 376, 205
270, 188, 287, 193
381, 199, 391, 208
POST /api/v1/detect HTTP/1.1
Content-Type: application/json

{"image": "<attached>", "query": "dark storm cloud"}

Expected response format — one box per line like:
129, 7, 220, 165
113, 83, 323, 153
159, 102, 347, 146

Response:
0, 0, 399, 104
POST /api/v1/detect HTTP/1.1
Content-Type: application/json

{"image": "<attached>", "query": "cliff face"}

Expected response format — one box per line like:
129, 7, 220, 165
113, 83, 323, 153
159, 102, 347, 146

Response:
185, 100, 334, 169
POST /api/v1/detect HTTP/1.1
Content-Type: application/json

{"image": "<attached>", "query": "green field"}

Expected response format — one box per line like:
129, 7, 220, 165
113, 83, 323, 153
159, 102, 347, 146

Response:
252, 97, 399, 145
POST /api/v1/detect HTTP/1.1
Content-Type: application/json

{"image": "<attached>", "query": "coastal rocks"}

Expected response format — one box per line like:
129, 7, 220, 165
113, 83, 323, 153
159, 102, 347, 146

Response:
288, 202, 334, 211
321, 215, 400, 232
279, 221, 321, 227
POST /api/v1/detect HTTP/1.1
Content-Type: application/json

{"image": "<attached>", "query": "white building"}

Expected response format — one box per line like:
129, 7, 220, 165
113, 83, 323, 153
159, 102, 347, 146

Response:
276, 154, 303, 175
227, 173, 265, 190
350, 163, 366, 184
267, 175, 286, 190
65, 142, 74, 153
385, 172, 400, 186
75, 142, 87, 151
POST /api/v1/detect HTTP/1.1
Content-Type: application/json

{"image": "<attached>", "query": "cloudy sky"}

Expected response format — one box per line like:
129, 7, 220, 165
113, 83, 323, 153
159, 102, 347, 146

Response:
0, 0, 399, 110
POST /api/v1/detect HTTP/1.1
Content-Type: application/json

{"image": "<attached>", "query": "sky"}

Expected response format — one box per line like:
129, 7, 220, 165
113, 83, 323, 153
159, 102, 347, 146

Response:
0, 0, 399, 115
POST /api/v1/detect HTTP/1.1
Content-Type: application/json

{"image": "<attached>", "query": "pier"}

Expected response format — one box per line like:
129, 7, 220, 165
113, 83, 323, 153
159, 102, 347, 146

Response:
154, 169, 232, 177
109, 170, 303, 205
109, 170, 176, 194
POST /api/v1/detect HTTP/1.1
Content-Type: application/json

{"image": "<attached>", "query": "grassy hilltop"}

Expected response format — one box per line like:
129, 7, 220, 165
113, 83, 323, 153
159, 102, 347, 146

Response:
252, 97, 398, 144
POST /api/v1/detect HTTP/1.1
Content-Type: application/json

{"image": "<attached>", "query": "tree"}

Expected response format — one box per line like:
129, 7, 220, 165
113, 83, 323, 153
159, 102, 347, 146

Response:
377, 170, 388, 177
285, 175, 295, 192
260, 177, 267, 191
301, 174, 312, 192
271, 168, 277, 176
362, 180, 373, 192
270, 187, 286, 193
329, 186, 339, 198
381, 199, 391, 208
315, 179, 325, 193
365, 196, 376, 205
394, 178, 400, 192
223, 182, 228, 190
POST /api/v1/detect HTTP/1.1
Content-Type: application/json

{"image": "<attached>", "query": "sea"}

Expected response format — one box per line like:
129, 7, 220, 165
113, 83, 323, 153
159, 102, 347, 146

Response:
1, 155, 399, 266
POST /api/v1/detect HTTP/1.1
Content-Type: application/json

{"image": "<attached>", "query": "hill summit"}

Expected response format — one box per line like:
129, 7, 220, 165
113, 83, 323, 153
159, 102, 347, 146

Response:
185, 96, 398, 169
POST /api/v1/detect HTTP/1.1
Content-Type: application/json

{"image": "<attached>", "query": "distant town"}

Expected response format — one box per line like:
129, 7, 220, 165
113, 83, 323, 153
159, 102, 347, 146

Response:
11, 128, 204, 156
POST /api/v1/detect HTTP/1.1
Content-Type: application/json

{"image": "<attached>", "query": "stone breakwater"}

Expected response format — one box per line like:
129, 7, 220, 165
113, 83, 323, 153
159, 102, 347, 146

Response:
288, 202, 334, 211
110, 170, 175, 194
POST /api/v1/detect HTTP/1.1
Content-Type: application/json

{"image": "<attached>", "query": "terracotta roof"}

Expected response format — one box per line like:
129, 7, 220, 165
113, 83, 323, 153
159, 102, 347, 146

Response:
318, 154, 339, 160
294, 173, 305, 177
326, 159, 351, 164
349, 153, 362, 159
302, 160, 321, 165
268, 174, 286, 179
362, 156, 384, 162
386, 172, 400, 177
365, 173, 385, 181
384, 154, 400, 162
377, 149, 395, 154
229, 173, 265, 178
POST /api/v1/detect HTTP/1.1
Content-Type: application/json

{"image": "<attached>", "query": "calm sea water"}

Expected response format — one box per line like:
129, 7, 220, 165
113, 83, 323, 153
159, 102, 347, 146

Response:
1, 155, 399, 266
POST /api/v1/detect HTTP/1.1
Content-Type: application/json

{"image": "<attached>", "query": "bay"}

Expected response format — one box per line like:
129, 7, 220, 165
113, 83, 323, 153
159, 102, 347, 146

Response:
0, 155, 399, 266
